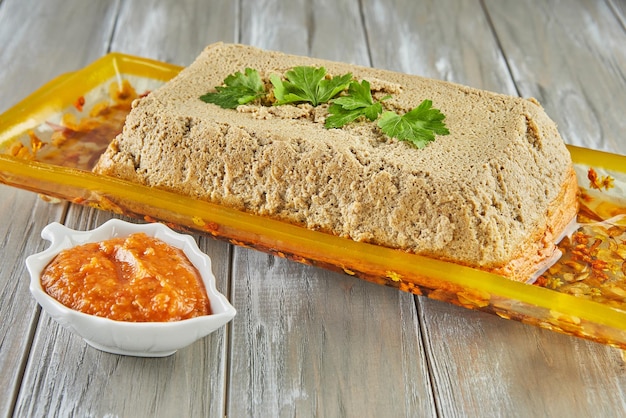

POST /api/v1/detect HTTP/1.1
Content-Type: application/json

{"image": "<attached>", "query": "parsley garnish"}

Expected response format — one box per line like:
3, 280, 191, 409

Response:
326, 81, 449, 147
199, 68, 266, 109
269, 66, 352, 106
325, 80, 388, 128
377, 100, 450, 148
200, 66, 450, 148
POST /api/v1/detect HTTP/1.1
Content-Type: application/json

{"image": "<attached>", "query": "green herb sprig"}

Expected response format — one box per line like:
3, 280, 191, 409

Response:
270, 66, 352, 107
200, 67, 450, 147
325, 80, 388, 128
377, 100, 450, 149
199, 68, 266, 109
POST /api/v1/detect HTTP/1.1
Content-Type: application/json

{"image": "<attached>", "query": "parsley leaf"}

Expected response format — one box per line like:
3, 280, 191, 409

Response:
201, 66, 450, 149
200, 68, 266, 109
270, 66, 352, 106
377, 100, 449, 148
325, 80, 387, 128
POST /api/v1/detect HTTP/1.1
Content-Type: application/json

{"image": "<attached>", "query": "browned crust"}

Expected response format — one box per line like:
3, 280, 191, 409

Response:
487, 166, 579, 282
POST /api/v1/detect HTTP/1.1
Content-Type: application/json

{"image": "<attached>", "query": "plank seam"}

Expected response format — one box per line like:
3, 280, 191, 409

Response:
607, 0, 626, 32
223, 244, 235, 417
6, 305, 42, 418
479, 0, 522, 98
415, 296, 444, 418
357, 0, 374, 67
105, 0, 123, 53
223, 4, 243, 414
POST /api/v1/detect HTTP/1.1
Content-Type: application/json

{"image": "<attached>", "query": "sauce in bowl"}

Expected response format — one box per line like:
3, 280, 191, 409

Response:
40, 232, 212, 322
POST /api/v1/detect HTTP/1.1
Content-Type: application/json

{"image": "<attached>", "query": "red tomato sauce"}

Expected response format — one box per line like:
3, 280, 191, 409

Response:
41, 232, 212, 322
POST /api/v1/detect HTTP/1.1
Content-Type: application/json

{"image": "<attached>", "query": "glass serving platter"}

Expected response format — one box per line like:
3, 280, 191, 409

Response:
1, 53, 625, 348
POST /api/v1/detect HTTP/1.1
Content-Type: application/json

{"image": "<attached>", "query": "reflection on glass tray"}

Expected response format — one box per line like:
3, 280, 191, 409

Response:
1, 53, 625, 348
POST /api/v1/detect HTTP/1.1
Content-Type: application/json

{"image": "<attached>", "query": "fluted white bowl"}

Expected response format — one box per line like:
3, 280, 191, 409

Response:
25, 219, 236, 357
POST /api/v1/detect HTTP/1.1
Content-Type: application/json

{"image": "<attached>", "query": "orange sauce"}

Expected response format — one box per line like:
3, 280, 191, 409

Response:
535, 175, 626, 311
41, 233, 212, 322
8, 79, 142, 171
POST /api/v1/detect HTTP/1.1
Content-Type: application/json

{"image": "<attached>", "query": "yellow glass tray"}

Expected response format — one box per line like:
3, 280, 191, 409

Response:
1, 53, 625, 348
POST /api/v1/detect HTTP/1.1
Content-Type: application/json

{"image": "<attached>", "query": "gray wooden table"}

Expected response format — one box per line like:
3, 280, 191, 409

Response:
1, 0, 625, 417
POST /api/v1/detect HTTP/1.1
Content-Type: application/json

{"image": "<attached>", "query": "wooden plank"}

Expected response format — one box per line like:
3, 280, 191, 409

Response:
0, 187, 65, 418
0, 0, 119, 113
229, 249, 434, 417
469, 1, 626, 413
361, 2, 572, 415
0, 0, 119, 416
241, 0, 371, 64
2, 0, 623, 416
483, 0, 626, 155
227, 1, 436, 416
609, 0, 626, 26
419, 300, 626, 416
11, 1, 238, 417
362, 0, 626, 416
109, 0, 237, 65
362, 0, 517, 95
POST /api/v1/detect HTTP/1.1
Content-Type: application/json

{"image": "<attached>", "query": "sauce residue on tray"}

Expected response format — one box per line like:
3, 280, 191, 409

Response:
535, 168, 626, 311
8, 79, 142, 171
41, 232, 212, 322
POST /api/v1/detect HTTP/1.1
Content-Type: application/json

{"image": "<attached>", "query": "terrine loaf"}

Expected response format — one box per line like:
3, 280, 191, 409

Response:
94, 42, 578, 282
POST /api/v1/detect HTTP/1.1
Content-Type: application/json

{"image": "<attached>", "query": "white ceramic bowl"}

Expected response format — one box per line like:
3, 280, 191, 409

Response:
25, 219, 236, 357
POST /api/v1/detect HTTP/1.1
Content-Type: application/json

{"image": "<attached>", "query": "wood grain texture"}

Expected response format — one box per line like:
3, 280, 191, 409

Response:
1, 0, 626, 417
362, 0, 517, 94
0, 0, 117, 416
0, 187, 65, 418
17, 313, 231, 417
610, 0, 626, 26
9, 1, 238, 417
483, 0, 626, 155
241, 0, 370, 64
419, 300, 626, 417
110, 0, 237, 65
229, 249, 434, 417
231, 1, 437, 416
363, 0, 626, 416
0, 0, 120, 113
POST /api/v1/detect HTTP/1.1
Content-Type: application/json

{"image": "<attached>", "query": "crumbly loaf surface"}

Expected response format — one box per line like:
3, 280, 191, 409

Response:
95, 42, 578, 281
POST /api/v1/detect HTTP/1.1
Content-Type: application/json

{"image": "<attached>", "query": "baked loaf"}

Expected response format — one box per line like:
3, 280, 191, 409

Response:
95, 43, 578, 282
